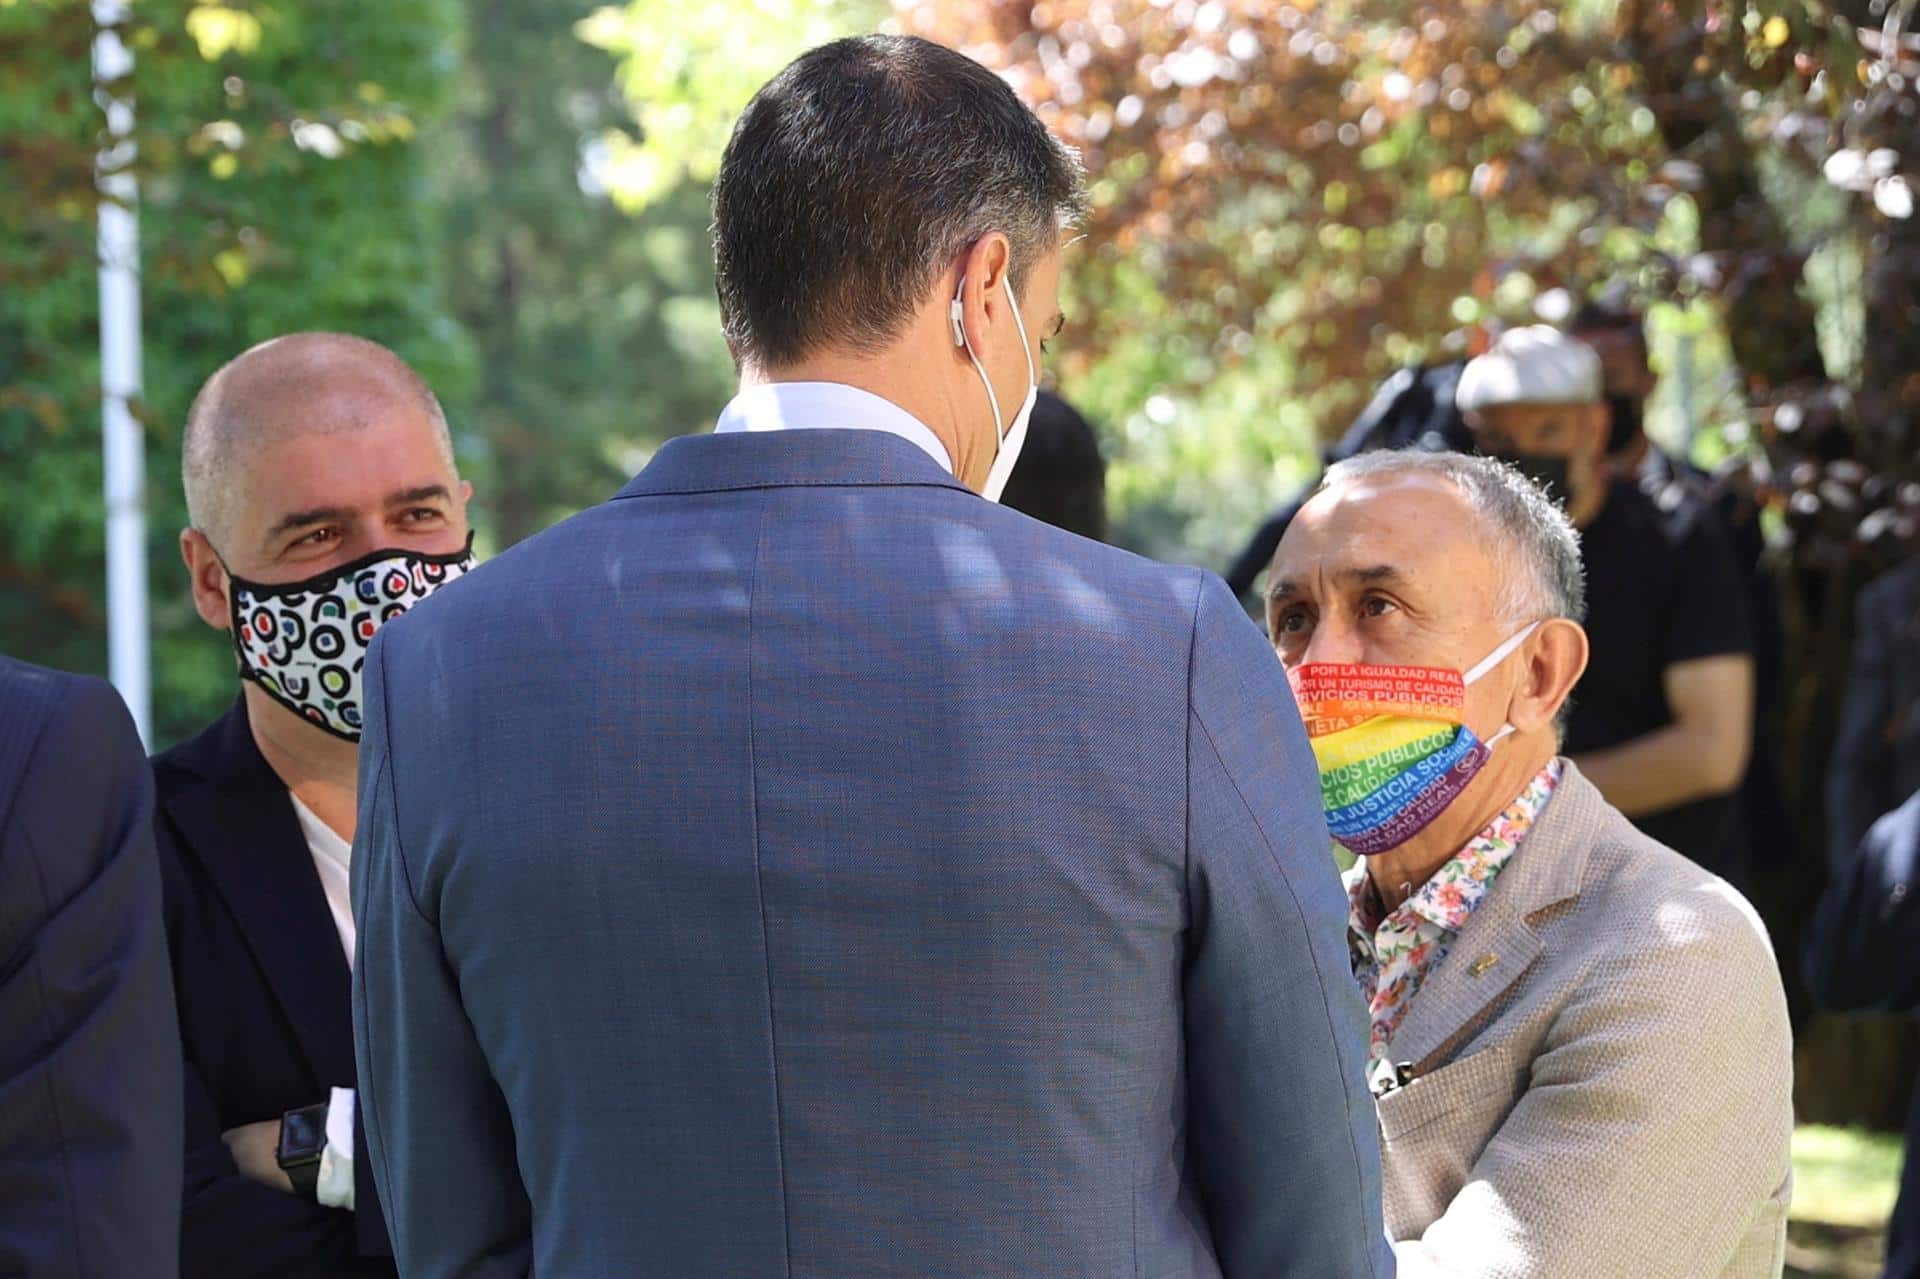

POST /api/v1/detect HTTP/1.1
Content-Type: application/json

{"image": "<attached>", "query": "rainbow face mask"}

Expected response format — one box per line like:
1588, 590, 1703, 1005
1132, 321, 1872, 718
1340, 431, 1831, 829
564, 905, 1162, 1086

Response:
1286, 623, 1538, 856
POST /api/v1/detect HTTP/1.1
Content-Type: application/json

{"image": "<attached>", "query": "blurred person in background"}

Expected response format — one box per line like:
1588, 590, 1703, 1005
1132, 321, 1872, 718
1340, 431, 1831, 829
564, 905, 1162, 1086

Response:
1828, 550, 1920, 869
997, 388, 1108, 540
1804, 784, 1920, 1279
1570, 297, 1800, 1010
1459, 325, 1757, 879
1566, 297, 1678, 488
1268, 448, 1793, 1277
0, 656, 182, 1279
151, 332, 476, 1277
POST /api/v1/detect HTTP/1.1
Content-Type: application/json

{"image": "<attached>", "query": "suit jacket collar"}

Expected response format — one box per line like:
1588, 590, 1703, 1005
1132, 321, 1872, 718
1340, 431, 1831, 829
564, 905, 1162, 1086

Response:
160, 696, 356, 1087
1385, 759, 1601, 1073
614, 427, 974, 501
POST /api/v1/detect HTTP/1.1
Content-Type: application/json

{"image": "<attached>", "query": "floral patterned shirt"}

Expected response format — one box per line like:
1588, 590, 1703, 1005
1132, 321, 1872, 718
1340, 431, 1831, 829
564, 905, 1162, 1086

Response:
1344, 759, 1564, 1067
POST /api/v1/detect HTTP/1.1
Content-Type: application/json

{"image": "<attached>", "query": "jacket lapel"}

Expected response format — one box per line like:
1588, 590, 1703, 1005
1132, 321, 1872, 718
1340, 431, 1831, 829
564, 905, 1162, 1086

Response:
1383, 762, 1601, 1074
165, 699, 357, 1088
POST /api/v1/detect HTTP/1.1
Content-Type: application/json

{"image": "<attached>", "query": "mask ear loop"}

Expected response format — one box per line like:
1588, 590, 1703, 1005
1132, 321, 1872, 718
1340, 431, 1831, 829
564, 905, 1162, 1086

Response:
1463, 620, 1542, 686
952, 281, 1006, 450
1464, 622, 1541, 754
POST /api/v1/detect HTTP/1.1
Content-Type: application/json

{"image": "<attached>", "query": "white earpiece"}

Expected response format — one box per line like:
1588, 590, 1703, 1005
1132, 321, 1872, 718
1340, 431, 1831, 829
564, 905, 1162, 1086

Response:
949, 293, 967, 348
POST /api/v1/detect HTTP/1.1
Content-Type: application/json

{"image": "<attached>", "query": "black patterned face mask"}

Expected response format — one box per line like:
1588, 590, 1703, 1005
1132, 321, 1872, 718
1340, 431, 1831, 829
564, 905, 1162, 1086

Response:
227, 534, 476, 740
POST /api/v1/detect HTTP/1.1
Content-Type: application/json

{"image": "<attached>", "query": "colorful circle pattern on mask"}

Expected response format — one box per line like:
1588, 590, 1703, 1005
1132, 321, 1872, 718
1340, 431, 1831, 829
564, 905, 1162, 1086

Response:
229, 541, 477, 741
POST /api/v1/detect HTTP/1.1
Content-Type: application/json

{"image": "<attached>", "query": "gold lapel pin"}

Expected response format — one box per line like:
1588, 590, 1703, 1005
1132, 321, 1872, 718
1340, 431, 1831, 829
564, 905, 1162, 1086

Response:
1468, 953, 1499, 977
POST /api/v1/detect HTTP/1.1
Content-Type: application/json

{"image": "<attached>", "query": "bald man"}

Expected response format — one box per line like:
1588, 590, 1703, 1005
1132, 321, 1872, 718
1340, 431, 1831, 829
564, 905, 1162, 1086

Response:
150, 333, 475, 1277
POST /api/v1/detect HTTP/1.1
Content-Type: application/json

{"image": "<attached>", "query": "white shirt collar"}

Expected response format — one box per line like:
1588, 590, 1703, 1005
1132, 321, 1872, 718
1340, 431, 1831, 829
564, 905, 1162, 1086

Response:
289, 792, 351, 871
713, 381, 953, 475
288, 792, 355, 969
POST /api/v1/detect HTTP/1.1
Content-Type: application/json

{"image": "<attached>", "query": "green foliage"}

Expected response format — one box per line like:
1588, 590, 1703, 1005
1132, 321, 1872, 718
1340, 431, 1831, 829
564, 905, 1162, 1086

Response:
434, 0, 736, 545
0, 0, 469, 746
575, 0, 884, 213
1792, 1125, 1903, 1229
8, 0, 1913, 750
906, 0, 1918, 572
0, 0, 858, 745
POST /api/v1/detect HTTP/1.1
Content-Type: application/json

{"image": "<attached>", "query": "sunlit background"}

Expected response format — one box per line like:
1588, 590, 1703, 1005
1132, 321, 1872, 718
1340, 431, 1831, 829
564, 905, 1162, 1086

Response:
4, 2, 1919, 1270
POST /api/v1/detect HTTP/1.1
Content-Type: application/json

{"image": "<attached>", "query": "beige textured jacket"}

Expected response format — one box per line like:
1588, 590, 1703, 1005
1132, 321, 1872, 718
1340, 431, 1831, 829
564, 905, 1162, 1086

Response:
1375, 763, 1794, 1278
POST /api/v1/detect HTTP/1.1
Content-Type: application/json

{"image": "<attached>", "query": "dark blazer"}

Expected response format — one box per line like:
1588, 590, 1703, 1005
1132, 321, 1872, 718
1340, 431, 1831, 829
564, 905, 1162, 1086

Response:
0, 657, 182, 1279
1804, 789, 1920, 1278
151, 697, 393, 1278
1828, 557, 1920, 867
354, 428, 1390, 1278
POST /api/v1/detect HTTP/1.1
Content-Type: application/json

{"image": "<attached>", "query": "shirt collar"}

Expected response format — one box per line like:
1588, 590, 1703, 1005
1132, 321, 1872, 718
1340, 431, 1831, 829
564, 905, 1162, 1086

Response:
714, 381, 953, 475
1345, 758, 1564, 943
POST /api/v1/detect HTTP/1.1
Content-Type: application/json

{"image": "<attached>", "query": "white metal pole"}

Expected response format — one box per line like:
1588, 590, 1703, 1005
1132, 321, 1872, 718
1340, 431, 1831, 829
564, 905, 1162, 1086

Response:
92, 0, 151, 745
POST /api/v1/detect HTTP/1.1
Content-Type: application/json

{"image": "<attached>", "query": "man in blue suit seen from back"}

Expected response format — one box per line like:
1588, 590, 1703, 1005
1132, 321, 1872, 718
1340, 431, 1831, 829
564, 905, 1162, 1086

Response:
353, 34, 1390, 1279
0, 657, 181, 1278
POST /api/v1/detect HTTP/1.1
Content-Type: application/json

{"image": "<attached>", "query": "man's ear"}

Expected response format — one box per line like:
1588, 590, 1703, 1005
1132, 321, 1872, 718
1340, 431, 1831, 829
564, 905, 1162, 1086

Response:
1507, 618, 1589, 734
954, 233, 1015, 355
180, 527, 233, 632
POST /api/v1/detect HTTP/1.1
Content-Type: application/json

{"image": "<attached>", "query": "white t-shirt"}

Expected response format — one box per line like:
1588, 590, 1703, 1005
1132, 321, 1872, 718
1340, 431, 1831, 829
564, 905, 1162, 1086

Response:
287, 792, 357, 1210
290, 793, 355, 968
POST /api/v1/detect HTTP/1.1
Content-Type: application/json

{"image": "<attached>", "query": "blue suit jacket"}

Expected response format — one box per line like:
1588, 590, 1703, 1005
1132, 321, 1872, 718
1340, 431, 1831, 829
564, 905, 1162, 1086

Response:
0, 656, 182, 1278
1804, 789, 1920, 1278
353, 429, 1390, 1278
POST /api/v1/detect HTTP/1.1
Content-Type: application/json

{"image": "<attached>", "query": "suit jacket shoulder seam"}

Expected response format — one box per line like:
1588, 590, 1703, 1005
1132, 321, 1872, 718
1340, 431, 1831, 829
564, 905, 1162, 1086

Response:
743, 488, 795, 1278
1181, 567, 1205, 923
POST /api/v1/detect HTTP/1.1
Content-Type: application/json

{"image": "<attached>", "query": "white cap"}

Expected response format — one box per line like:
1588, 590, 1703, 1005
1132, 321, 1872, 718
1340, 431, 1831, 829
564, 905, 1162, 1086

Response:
1455, 325, 1603, 412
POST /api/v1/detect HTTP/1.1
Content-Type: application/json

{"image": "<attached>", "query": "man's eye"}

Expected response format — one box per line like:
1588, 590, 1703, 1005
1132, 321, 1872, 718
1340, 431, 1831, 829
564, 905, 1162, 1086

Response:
404, 508, 443, 523
294, 528, 338, 549
1275, 608, 1312, 634
1360, 596, 1398, 619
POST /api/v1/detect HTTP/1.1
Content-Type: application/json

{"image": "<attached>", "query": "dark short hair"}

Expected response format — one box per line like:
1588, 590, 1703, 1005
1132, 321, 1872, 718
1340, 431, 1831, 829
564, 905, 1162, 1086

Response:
712, 35, 1087, 370
999, 391, 1107, 541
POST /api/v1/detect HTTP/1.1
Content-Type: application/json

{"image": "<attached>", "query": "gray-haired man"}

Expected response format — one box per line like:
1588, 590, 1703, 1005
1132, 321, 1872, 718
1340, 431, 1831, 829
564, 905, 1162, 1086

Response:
1267, 449, 1793, 1277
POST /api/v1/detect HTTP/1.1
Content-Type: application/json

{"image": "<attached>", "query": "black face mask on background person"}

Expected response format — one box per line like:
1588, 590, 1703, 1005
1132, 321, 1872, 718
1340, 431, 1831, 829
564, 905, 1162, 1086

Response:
1605, 394, 1645, 456
1480, 449, 1573, 508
